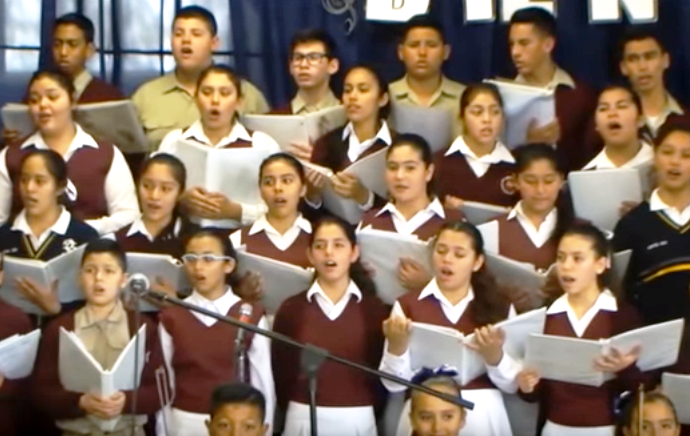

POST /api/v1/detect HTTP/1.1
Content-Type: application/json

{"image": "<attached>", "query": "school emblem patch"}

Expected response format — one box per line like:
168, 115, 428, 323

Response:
63, 238, 77, 252
500, 174, 517, 196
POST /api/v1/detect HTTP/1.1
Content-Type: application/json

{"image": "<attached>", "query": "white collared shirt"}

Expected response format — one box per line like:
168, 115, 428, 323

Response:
507, 201, 557, 249
515, 66, 576, 91
0, 124, 139, 235
582, 141, 654, 170
125, 215, 182, 242
11, 207, 71, 248
547, 289, 618, 337
158, 286, 276, 431
306, 279, 362, 321
342, 120, 393, 163
361, 197, 445, 238
645, 94, 684, 136
72, 70, 94, 101
649, 189, 690, 227
230, 214, 312, 251
379, 278, 520, 393
445, 136, 515, 178
158, 119, 281, 153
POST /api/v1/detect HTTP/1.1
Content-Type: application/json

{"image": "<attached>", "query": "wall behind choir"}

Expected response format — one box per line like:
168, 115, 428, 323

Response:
0, 0, 688, 111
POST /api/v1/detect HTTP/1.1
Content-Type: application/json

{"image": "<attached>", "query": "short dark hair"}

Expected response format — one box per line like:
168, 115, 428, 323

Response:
343, 64, 391, 119
140, 153, 187, 193
289, 28, 338, 59
28, 69, 76, 102
655, 120, 690, 147
619, 26, 667, 58
210, 383, 266, 421
400, 14, 445, 44
82, 238, 127, 271
509, 7, 557, 39
597, 83, 643, 114
54, 13, 95, 43
260, 152, 305, 185
174, 5, 217, 36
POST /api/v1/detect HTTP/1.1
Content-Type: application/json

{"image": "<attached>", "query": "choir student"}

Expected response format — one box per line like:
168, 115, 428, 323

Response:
616, 391, 682, 436
358, 133, 464, 290
230, 153, 311, 268
409, 370, 466, 436
32, 238, 165, 435
613, 121, 690, 326
0, 70, 140, 235
380, 221, 519, 436
517, 223, 651, 436
158, 229, 274, 436
0, 149, 98, 315
131, 5, 269, 151
272, 216, 388, 436
435, 83, 517, 208
158, 64, 280, 229
508, 7, 598, 170
306, 64, 393, 211
206, 383, 268, 436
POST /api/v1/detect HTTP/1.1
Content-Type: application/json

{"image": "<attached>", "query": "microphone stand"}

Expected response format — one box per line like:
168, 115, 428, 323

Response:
142, 289, 475, 436
235, 330, 248, 383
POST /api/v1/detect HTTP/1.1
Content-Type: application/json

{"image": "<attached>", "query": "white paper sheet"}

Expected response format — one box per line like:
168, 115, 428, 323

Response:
125, 252, 190, 311
342, 147, 389, 198
610, 319, 685, 371
0, 329, 41, 379
484, 252, 547, 294
526, 334, 608, 387
357, 229, 432, 305
485, 80, 556, 149
321, 183, 364, 225
662, 373, 690, 424
235, 250, 314, 314
610, 250, 632, 294
303, 106, 348, 143
568, 169, 643, 232
462, 201, 510, 226
389, 104, 454, 152
1, 103, 34, 138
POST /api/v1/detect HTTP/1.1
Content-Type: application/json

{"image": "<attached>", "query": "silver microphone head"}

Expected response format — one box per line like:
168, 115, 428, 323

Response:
129, 273, 151, 296
239, 302, 253, 318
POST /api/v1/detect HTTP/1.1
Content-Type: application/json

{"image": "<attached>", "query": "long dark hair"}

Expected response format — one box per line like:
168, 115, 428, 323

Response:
432, 221, 510, 326
513, 144, 573, 242
309, 216, 377, 297
343, 64, 391, 119
19, 149, 69, 208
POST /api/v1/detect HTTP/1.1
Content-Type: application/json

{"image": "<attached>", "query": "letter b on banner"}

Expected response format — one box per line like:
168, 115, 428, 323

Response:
365, 0, 431, 22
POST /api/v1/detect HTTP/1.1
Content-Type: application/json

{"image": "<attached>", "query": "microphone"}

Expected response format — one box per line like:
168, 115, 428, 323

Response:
238, 302, 253, 324
235, 302, 253, 383
128, 273, 151, 297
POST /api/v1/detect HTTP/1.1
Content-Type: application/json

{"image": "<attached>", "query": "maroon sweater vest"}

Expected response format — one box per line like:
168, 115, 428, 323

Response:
78, 77, 124, 104
433, 150, 517, 207
159, 300, 264, 413
312, 125, 395, 172
0, 301, 32, 436
496, 214, 557, 271
238, 227, 311, 268
5, 141, 113, 221
272, 291, 388, 409
397, 291, 511, 390
360, 206, 465, 241
555, 82, 599, 171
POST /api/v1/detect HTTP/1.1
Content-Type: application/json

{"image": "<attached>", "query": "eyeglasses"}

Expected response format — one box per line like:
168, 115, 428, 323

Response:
181, 254, 232, 264
290, 52, 328, 65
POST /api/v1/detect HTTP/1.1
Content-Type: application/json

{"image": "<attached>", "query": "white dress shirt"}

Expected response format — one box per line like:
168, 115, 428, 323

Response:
306, 279, 363, 321
546, 289, 618, 338
230, 214, 311, 252
582, 141, 654, 170
0, 124, 139, 234
11, 206, 72, 248
125, 215, 183, 242
342, 120, 393, 163
445, 136, 515, 178
649, 189, 690, 227
516, 67, 576, 91
507, 201, 557, 248
379, 278, 519, 394
158, 287, 275, 430
159, 120, 281, 227
358, 197, 445, 238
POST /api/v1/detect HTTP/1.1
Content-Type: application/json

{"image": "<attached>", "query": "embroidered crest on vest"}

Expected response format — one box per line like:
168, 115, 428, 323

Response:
500, 174, 517, 196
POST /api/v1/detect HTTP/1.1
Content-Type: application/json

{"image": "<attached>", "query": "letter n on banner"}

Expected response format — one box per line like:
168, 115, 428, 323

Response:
589, 0, 658, 23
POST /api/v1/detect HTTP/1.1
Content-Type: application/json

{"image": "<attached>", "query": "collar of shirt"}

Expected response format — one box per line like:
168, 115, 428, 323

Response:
72, 70, 94, 100
76, 299, 128, 330
582, 141, 654, 170
645, 94, 685, 134
306, 280, 362, 321
126, 215, 182, 242
11, 206, 71, 247
290, 90, 340, 115
507, 201, 557, 249
21, 123, 98, 160
185, 288, 241, 327
418, 278, 475, 324
376, 197, 445, 236
342, 120, 393, 163
248, 214, 312, 251
158, 72, 192, 95
389, 75, 464, 107
445, 136, 515, 177
649, 189, 690, 227
547, 289, 617, 337
515, 66, 576, 91
181, 119, 252, 148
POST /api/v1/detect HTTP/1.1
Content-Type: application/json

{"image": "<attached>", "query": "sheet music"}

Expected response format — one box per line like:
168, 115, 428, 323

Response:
610, 319, 685, 371
662, 373, 690, 424
389, 104, 453, 152
321, 183, 364, 225
75, 101, 148, 154
462, 201, 510, 225
1, 257, 54, 314
525, 334, 607, 387
0, 329, 41, 379
610, 250, 632, 294
1, 103, 34, 138
342, 148, 389, 199
484, 252, 547, 302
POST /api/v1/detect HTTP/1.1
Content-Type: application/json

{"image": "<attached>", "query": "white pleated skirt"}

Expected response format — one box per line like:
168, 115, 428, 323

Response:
283, 401, 377, 436
542, 420, 615, 436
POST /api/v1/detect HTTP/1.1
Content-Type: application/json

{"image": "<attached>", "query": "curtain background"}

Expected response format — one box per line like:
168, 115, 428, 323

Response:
0, 0, 688, 111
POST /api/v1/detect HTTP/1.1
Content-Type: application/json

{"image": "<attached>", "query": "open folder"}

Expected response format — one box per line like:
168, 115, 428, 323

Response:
526, 319, 685, 387
125, 253, 191, 311
1, 101, 148, 154
462, 201, 510, 226
568, 169, 644, 232
484, 80, 556, 149
240, 106, 347, 150
409, 308, 546, 385
1, 246, 86, 313
0, 329, 41, 379
389, 104, 453, 152
357, 229, 432, 305
662, 373, 690, 424
235, 249, 314, 314
59, 324, 147, 431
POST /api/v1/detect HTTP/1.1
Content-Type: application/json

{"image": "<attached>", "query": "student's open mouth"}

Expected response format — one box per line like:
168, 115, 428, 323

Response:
324, 260, 337, 269
607, 121, 623, 131
181, 47, 193, 56
560, 276, 576, 285
666, 169, 683, 179
480, 127, 493, 136
273, 197, 288, 206
439, 267, 454, 279
92, 285, 107, 295
209, 109, 221, 117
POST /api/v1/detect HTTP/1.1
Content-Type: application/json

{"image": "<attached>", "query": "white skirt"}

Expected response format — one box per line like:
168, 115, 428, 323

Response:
542, 420, 615, 436
166, 408, 208, 436
396, 388, 513, 436
283, 401, 377, 436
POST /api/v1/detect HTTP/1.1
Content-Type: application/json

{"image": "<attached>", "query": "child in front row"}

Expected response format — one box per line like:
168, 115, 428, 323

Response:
32, 238, 165, 435
408, 369, 467, 436
517, 223, 653, 436
616, 390, 682, 436
158, 229, 274, 436
206, 383, 269, 436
